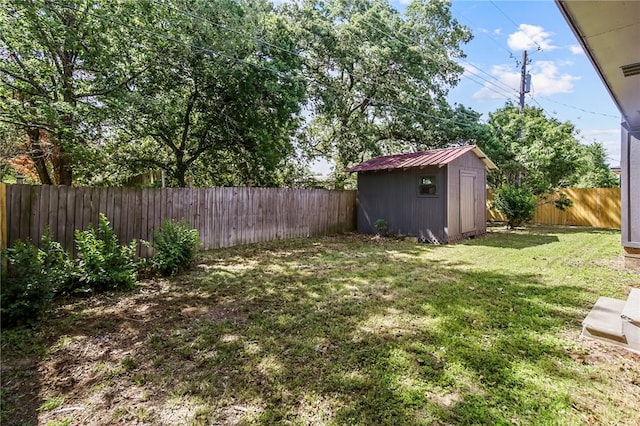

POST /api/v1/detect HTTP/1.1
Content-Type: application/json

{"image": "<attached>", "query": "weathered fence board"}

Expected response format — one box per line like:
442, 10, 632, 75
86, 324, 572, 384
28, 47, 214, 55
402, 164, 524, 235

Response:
487, 187, 621, 229
4, 184, 357, 256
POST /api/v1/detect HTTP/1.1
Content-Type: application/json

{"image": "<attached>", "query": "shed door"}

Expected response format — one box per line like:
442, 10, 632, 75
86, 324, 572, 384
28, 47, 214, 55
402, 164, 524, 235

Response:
460, 172, 476, 233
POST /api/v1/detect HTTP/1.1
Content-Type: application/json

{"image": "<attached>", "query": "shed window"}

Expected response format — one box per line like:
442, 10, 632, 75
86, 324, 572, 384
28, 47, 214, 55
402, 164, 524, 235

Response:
418, 176, 437, 195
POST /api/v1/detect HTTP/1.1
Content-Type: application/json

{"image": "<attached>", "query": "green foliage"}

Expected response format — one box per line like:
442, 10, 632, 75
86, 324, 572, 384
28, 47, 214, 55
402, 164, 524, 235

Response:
151, 220, 200, 277
553, 193, 574, 211
0, 0, 483, 188
570, 142, 619, 188
493, 185, 537, 229
482, 104, 581, 194
374, 219, 389, 236
0, 216, 141, 326
113, 0, 306, 188
40, 229, 75, 295
1, 240, 52, 325
74, 214, 137, 292
0, 0, 146, 185
283, 0, 473, 177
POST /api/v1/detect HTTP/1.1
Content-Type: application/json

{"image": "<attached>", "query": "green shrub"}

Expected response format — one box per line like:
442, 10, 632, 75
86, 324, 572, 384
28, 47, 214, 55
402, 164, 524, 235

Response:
40, 229, 75, 295
74, 214, 137, 292
493, 185, 537, 229
151, 220, 199, 276
374, 219, 389, 236
1, 240, 53, 325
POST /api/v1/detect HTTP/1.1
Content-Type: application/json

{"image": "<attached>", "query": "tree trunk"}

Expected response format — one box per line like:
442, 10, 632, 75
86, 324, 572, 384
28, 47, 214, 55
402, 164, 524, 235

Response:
57, 155, 73, 185
52, 146, 73, 186
26, 128, 53, 185
59, 46, 76, 186
174, 149, 187, 187
175, 164, 187, 187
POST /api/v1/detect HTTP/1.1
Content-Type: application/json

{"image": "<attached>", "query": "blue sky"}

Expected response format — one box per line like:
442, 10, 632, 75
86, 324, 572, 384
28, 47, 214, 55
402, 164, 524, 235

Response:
311, 0, 622, 174
446, 0, 620, 163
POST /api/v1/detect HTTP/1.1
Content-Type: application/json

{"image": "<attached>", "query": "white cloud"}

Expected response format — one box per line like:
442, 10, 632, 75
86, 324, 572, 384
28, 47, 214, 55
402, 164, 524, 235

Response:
472, 60, 580, 100
472, 64, 519, 100
493, 28, 503, 36
528, 61, 580, 96
507, 24, 557, 51
569, 44, 584, 55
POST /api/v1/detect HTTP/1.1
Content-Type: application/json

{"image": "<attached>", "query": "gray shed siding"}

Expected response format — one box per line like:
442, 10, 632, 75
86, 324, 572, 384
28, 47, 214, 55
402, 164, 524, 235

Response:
446, 152, 488, 241
357, 167, 447, 242
356, 150, 489, 243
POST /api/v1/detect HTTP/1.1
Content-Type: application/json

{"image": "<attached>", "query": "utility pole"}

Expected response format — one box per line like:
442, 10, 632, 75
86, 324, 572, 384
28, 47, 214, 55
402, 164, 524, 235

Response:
516, 49, 530, 187
519, 50, 528, 113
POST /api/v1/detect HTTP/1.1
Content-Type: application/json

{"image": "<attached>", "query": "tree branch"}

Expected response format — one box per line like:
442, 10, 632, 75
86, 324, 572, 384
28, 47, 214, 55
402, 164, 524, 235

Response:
28, 13, 65, 77
185, 124, 215, 167
150, 133, 178, 154
180, 88, 199, 151
0, 66, 47, 95
74, 63, 153, 99
0, 76, 40, 97
0, 117, 55, 132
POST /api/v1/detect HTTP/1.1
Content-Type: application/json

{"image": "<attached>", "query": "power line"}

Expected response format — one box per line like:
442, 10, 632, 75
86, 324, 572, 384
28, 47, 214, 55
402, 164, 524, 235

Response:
145, 0, 498, 121
368, 97, 488, 130
528, 95, 547, 112
364, 14, 519, 101
526, 75, 617, 120
146, 1, 504, 123
53, 2, 296, 78
50, 2, 492, 132
154, 0, 518, 112
488, 0, 554, 63
536, 96, 619, 119
451, 4, 515, 58
524, 74, 618, 126
489, 1, 521, 31
489, 0, 545, 54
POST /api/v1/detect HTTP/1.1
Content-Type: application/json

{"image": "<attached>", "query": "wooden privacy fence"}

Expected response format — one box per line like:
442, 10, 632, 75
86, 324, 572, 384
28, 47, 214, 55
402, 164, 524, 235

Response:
487, 187, 621, 229
2, 184, 356, 257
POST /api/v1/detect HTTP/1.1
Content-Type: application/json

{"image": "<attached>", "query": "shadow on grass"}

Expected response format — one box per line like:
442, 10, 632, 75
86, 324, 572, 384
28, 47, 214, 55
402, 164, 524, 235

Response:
0, 233, 633, 425
479, 225, 621, 250
472, 232, 560, 249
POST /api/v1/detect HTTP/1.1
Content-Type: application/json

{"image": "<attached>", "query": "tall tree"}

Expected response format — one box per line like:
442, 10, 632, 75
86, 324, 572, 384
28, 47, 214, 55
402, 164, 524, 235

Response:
112, 0, 305, 187
481, 104, 582, 194
570, 142, 619, 188
282, 0, 472, 174
438, 104, 492, 147
0, 0, 145, 185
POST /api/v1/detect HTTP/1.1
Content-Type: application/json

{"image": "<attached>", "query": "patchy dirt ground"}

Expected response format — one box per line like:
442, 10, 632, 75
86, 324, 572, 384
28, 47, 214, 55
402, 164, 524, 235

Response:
2, 231, 640, 425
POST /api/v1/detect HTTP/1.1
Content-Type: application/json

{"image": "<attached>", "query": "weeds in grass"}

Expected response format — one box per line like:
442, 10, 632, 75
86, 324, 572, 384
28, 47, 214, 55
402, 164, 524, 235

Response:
45, 418, 72, 426
1, 228, 639, 425
38, 396, 65, 412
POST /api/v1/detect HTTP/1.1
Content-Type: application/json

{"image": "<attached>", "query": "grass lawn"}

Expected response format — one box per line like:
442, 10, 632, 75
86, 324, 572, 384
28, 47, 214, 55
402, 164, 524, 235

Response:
2, 226, 640, 425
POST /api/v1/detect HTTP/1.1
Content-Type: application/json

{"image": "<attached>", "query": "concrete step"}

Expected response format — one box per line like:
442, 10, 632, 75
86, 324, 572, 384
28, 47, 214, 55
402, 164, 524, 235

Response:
582, 297, 627, 344
621, 288, 640, 326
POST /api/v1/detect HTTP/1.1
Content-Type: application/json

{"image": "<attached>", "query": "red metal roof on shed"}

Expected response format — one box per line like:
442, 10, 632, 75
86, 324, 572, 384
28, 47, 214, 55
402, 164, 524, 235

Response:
347, 145, 497, 172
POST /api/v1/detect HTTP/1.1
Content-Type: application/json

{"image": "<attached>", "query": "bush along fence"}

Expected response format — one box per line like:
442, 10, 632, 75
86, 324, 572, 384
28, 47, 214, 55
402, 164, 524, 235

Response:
2, 212, 203, 326
487, 187, 621, 229
1, 183, 357, 258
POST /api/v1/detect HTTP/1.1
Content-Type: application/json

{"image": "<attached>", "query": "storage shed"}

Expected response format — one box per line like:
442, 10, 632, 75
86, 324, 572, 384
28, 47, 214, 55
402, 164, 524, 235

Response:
347, 145, 497, 243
